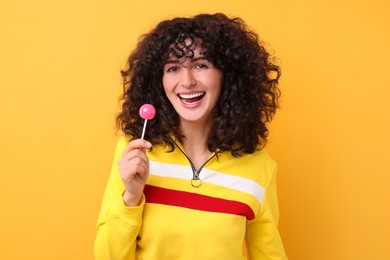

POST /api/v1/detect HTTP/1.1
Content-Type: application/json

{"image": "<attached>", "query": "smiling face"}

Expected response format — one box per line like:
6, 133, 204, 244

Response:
162, 44, 223, 126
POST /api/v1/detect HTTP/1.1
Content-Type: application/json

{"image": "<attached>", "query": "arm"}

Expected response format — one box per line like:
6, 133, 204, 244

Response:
246, 162, 288, 260
94, 136, 151, 260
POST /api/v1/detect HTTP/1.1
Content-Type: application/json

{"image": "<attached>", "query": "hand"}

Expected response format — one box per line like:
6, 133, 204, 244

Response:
118, 139, 152, 206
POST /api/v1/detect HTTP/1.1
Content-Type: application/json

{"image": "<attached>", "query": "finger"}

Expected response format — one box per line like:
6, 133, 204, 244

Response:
121, 161, 148, 181
122, 139, 152, 155
119, 152, 149, 172
120, 148, 149, 165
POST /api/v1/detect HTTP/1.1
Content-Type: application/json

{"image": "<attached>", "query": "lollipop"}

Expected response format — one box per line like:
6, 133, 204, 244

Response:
139, 104, 156, 139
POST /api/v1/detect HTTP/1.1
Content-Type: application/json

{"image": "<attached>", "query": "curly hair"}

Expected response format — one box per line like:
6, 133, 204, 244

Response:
116, 13, 281, 156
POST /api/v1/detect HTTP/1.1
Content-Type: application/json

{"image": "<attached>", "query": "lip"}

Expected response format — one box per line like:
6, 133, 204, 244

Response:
177, 91, 205, 108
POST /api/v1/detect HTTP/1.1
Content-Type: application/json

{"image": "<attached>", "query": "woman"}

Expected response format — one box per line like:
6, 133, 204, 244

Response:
95, 13, 287, 259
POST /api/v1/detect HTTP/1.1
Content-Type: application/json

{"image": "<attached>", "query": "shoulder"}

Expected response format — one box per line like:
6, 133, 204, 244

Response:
113, 134, 132, 154
219, 148, 275, 170
211, 148, 276, 185
117, 134, 131, 145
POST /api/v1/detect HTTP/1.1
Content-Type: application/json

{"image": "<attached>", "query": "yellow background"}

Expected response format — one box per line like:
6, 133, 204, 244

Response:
1, 0, 389, 259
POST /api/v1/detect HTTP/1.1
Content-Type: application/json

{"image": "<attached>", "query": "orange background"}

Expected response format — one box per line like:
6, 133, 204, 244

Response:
1, 0, 389, 259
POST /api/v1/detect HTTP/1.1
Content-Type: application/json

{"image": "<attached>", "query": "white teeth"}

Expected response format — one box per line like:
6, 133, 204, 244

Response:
179, 92, 205, 99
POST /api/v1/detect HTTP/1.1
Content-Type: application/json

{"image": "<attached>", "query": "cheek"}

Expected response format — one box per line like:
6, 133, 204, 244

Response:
205, 70, 223, 90
210, 76, 223, 95
162, 77, 177, 105
162, 75, 174, 93
162, 77, 170, 94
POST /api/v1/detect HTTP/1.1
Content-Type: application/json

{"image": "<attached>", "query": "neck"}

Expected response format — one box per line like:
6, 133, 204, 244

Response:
179, 120, 212, 170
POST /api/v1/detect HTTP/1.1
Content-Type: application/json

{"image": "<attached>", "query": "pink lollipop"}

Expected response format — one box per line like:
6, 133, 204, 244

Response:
139, 104, 156, 139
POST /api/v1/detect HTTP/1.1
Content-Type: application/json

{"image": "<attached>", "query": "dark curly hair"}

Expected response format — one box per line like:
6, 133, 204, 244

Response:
116, 13, 281, 156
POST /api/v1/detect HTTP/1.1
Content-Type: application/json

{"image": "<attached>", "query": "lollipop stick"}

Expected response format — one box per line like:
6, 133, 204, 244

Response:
141, 119, 148, 140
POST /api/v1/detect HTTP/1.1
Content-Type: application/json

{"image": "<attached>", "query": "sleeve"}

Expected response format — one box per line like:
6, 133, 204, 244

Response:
245, 161, 288, 260
94, 135, 144, 260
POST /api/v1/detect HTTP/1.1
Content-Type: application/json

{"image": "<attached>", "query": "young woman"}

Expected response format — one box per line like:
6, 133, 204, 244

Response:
95, 13, 287, 259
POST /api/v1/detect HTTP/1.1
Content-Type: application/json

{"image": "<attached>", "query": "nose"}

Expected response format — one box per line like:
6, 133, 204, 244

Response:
180, 69, 196, 88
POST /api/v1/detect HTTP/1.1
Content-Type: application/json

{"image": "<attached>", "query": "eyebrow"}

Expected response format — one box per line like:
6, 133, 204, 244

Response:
164, 57, 209, 65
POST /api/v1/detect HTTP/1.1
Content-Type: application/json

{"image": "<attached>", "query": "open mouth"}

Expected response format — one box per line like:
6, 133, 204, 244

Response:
178, 92, 205, 104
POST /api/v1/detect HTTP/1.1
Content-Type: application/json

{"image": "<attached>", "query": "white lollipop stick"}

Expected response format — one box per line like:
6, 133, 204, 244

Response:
141, 119, 148, 140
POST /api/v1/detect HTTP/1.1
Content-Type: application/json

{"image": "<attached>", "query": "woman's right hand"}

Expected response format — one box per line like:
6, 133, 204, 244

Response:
118, 139, 152, 207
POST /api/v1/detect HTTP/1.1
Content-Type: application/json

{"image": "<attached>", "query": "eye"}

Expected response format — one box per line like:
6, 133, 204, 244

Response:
194, 63, 208, 69
166, 66, 179, 72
